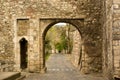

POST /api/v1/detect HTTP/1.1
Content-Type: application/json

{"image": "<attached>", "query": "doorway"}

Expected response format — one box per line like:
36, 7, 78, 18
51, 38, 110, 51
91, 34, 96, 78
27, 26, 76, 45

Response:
19, 38, 28, 70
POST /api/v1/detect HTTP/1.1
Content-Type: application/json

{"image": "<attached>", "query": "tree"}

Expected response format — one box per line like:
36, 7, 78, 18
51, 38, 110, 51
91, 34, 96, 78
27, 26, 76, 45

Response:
45, 23, 75, 54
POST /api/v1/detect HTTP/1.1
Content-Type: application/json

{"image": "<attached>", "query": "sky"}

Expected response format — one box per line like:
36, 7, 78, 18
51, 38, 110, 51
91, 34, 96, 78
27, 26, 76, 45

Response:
55, 23, 67, 26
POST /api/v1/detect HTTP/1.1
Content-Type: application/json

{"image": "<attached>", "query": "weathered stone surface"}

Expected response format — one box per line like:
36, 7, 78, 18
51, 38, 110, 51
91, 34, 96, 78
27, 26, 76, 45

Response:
0, 0, 119, 79
113, 0, 120, 79
17, 19, 29, 36
71, 30, 81, 68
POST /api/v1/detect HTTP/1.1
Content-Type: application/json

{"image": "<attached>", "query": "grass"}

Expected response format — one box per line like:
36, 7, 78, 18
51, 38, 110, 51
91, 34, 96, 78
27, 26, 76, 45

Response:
45, 53, 51, 60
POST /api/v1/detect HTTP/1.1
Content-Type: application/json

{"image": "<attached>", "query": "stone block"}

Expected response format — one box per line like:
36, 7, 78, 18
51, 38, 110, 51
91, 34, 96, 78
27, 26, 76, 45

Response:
29, 66, 36, 72
114, 63, 120, 68
29, 61, 35, 65
113, 0, 120, 3
113, 4, 119, 9
114, 51, 120, 56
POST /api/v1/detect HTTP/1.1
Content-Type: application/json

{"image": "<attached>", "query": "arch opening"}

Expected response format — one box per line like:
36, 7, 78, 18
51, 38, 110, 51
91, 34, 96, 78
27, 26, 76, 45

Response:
19, 38, 28, 70
43, 22, 82, 71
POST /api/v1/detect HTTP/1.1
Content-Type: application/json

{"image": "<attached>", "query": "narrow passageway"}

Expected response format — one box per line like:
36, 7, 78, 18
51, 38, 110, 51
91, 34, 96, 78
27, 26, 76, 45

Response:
46, 53, 76, 72
23, 54, 106, 80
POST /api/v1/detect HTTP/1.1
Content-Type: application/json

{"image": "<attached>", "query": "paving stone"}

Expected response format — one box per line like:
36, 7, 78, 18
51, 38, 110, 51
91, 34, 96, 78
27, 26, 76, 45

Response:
22, 54, 106, 80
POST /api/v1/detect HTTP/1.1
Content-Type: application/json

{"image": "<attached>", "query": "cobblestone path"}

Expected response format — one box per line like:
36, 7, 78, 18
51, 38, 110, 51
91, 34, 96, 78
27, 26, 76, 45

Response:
23, 54, 106, 80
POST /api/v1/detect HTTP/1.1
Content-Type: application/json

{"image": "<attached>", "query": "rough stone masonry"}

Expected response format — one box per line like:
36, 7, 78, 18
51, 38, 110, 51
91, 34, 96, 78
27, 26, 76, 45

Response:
0, 0, 120, 80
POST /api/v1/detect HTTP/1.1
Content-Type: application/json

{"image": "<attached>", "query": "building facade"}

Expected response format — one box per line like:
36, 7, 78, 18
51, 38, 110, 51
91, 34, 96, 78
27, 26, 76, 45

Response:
0, 0, 120, 79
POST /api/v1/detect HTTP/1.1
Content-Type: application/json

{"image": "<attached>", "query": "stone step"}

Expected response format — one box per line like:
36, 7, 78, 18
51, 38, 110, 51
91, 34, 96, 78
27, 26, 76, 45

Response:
0, 72, 21, 80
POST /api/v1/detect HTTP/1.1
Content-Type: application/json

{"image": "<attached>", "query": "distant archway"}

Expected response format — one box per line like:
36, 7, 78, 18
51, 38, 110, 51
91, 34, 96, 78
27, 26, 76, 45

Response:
19, 38, 28, 70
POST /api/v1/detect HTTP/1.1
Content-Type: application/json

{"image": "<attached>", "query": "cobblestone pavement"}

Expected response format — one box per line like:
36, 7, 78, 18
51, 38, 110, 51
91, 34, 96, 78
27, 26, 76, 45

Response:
23, 54, 107, 80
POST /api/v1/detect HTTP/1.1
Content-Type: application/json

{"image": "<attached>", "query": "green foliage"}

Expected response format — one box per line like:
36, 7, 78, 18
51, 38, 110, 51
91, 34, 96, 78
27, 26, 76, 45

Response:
45, 36, 51, 49
45, 52, 51, 60
61, 35, 68, 50
55, 31, 68, 52
55, 43, 63, 52
45, 23, 75, 54
45, 36, 51, 60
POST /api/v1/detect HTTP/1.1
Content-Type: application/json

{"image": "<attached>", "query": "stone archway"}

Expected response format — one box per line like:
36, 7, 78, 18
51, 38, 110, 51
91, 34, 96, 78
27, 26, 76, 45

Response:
39, 18, 103, 74
39, 19, 85, 73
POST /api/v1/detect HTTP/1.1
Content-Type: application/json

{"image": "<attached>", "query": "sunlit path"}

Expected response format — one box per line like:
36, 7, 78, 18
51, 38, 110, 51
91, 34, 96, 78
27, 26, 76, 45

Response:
23, 54, 106, 80
46, 53, 76, 72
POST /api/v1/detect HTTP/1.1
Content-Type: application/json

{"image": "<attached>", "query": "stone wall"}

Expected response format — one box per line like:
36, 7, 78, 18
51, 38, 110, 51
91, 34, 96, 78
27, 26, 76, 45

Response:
113, 40, 120, 78
71, 30, 81, 68
113, 0, 120, 78
101, 0, 114, 79
0, 0, 109, 78
0, 1, 15, 71
80, 0, 103, 74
